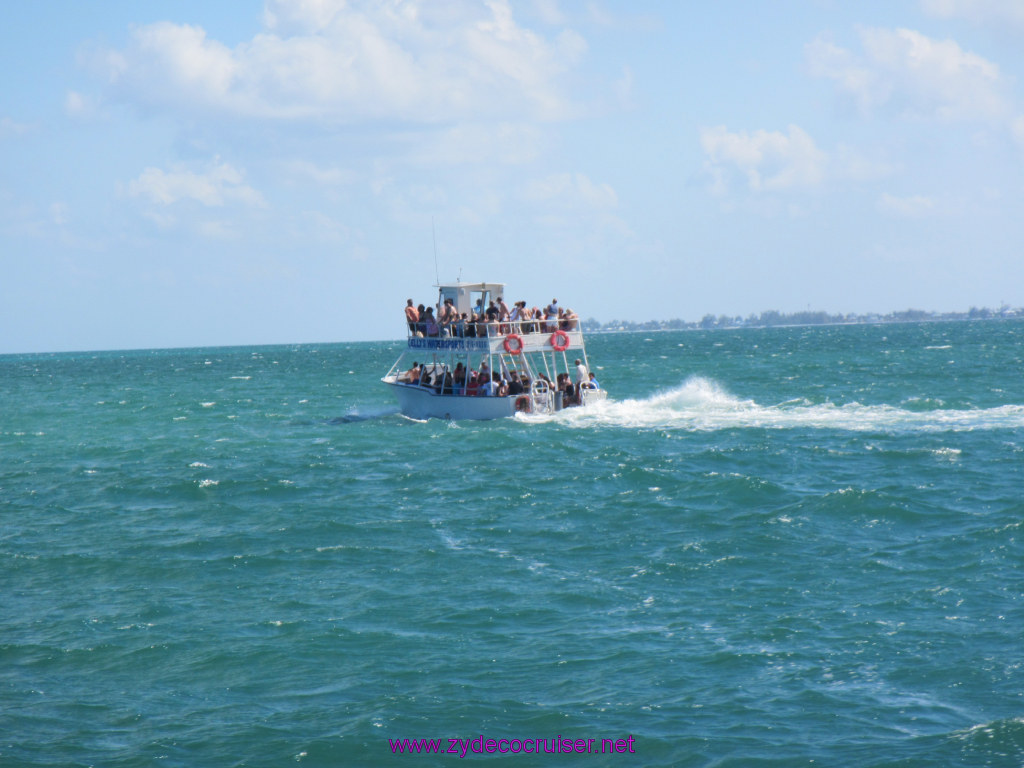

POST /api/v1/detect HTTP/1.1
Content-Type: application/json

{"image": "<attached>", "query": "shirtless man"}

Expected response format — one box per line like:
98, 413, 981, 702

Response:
497, 296, 511, 333
520, 304, 534, 333
562, 308, 579, 331
405, 299, 419, 333
439, 298, 457, 335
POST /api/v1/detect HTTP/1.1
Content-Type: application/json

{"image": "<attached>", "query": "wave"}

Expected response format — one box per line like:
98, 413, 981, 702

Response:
327, 405, 401, 424
549, 376, 1024, 433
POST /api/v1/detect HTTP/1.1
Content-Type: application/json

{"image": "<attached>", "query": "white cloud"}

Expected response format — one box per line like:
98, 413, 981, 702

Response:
920, 0, 1024, 30
128, 159, 266, 208
282, 159, 356, 186
295, 210, 351, 243
65, 91, 88, 117
50, 202, 69, 227
263, 0, 348, 33
700, 124, 827, 194
0, 116, 31, 138
877, 192, 936, 218
100, 1, 585, 124
807, 27, 1010, 121
833, 144, 897, 182
198, 220, 241, 240
411, 122, 543, 166
523, 172, 618, 209
1013, 115, 1024, 147
612, 65, 634, 108
532, 0, 566, 26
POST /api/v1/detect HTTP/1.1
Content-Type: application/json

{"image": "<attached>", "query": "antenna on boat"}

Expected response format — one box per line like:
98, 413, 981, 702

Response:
431, 218, 440, 286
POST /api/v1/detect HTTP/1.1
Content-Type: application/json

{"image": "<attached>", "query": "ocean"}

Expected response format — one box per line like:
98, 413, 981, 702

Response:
2, 320, 1023, 767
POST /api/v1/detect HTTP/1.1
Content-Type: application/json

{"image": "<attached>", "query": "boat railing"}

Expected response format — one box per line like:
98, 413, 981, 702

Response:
406, 318, 579, 341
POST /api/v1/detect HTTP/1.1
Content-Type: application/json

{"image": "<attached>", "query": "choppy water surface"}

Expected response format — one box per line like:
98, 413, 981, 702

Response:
3, 321, 1023, 766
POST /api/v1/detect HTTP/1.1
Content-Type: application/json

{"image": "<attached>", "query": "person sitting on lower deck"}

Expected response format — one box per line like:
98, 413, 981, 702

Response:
480, 371, 499, 397
435, 369, 454, 395
507, 371, 524, 396
558, 373, 577, 406
584, 371, 600, 389
405, 361, 421, 384
453, 363, 467, 393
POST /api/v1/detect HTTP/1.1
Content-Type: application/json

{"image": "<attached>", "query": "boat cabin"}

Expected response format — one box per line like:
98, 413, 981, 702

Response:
436, 281, 505, 317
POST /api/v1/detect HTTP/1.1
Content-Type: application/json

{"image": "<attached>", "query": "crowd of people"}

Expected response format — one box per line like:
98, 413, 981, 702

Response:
401, 357, 600, 406
404, 297, 579, 338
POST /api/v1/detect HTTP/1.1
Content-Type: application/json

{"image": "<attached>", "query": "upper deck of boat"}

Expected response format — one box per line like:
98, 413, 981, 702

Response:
406, 322, 584, 354
406, 280, 586, 354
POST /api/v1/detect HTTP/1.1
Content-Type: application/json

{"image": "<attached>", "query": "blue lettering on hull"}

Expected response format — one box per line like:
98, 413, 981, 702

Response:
409, 338, 491, 352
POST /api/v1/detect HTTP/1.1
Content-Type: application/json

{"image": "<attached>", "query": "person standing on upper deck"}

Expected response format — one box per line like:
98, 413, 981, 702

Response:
423, 307, 439, 337
405, 299, 419, 333
439, 298, 457, 336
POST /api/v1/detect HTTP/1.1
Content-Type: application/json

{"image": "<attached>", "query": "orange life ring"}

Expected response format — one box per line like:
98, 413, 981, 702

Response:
549, 330, 570, 352
504, 334, 524, 355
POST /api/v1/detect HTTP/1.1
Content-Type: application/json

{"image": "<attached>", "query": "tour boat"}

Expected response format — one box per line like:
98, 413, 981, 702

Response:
382, 281, 607, 420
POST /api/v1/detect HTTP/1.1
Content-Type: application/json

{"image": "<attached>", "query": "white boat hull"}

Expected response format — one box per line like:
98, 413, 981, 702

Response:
384, 379, 606, 420
385, 381, 517, 420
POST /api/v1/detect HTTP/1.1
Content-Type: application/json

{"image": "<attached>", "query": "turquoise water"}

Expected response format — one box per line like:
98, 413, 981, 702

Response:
2, 321, 1023, 767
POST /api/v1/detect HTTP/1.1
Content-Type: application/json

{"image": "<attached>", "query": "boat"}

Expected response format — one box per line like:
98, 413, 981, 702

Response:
382, 281, 608, 420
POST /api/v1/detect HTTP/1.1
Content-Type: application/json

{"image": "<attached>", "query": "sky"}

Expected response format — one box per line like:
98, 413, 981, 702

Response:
3, 0, 1024, 353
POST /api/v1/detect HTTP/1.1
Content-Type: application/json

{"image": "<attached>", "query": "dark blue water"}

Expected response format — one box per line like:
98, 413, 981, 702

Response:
3, 321, 1023, 766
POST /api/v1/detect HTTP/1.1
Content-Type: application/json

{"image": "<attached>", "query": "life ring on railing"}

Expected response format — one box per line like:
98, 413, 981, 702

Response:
503, 334, 525, 355
515, 395, 532, 413
549, 330, 571, 351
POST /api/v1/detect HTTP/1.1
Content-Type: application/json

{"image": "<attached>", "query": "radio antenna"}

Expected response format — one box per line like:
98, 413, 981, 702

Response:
431, 218, 440, 286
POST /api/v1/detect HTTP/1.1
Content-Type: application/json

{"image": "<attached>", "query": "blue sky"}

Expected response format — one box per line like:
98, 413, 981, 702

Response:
3, 0, 1024, 353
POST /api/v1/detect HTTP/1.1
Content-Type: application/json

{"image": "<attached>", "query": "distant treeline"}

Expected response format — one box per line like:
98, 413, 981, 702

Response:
581, 305, 1023, 333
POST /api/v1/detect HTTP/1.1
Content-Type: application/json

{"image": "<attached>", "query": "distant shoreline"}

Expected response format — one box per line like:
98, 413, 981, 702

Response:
5, 309, 1020, 357
581, 306, 1024, 333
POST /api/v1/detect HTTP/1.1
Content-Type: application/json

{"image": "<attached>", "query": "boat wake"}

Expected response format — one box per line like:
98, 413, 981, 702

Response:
327, 405, 401, 424
541, 376, 1024, 433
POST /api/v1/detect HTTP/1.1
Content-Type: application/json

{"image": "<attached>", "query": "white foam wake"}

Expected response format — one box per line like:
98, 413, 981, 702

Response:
546, 376, 1024, 433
